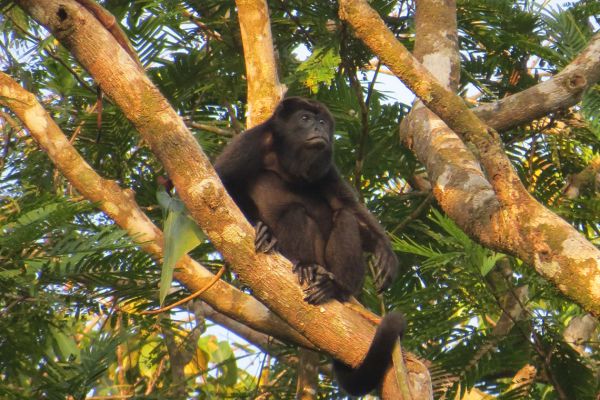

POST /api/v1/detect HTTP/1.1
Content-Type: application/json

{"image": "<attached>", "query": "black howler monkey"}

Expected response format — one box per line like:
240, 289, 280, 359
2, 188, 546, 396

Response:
215, 97, 405, 396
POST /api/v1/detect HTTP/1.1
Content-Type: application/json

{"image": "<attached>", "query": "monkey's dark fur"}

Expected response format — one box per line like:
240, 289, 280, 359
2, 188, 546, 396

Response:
215, 97, 405, 396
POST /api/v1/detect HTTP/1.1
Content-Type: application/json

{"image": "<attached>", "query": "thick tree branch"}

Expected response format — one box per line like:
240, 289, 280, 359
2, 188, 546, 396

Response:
0, 71, 313, 349
14, 2, 431, 398
473, 33, 600, 132
400, 0, 490, 249
406, 4, 484, 396
235, 0, 285, 127
339, 0, 600, 315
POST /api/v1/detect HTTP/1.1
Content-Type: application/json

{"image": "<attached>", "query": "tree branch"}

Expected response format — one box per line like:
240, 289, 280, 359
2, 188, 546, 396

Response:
339, 0, 600, 316
473, 33, 600, 132
235, 2, 323, 396
235, 0, 286, 127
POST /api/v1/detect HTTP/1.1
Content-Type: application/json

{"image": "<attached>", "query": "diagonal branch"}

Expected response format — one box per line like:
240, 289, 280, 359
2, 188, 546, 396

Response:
339, 0, 600, 316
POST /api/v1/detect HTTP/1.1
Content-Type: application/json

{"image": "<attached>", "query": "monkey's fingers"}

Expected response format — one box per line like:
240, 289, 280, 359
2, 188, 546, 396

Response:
375, 265, 393, 293
313, 265, 335, 281
373, 254, 389, 281
292, 262, 308, 285
255, 234, 267, 250
304, 282, 334, 304
304, 289, 328, 305
254, 223, 267, 246
255, 235, 275, 253
306, 263, 320, 283
254, 221, 278, 253
303, 269, 336, 304
262, 236, 278, 252
256, 220, 266, 232
293, 263, 319, 285
375, 275, 390, 293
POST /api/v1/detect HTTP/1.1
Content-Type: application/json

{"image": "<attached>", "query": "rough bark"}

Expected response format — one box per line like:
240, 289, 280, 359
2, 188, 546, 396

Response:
339, 0, 600, 316
473, 33, 600, 132
402, 5, 462, 397
412, 0, 460, 91
235, 0, 286, 127
0, 71, 313, 349
401, 0, 491, 269
13, 2, 431, 398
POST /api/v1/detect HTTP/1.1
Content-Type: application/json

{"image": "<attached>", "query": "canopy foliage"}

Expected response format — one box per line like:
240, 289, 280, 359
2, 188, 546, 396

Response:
0, 0, 598, 399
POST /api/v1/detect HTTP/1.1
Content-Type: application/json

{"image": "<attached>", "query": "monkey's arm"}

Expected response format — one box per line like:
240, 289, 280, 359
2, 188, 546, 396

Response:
214, 127, 272, 225
322, 169, 399, 292
213, 127, 268, 186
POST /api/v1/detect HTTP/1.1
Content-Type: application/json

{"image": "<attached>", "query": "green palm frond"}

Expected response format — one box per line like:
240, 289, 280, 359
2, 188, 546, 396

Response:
542, 5, 594, 66
34, 332, 124, 400
581, 87, 600, 139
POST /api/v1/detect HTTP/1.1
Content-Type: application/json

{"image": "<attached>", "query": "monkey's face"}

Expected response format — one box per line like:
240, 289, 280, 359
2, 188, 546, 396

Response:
294, 110, 332, 150
273, 105, 334, 183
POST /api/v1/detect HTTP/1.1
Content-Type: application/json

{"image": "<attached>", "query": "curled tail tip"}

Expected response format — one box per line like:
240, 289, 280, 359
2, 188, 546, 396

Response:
380, 311, 407, 337
334, 311, 407, 396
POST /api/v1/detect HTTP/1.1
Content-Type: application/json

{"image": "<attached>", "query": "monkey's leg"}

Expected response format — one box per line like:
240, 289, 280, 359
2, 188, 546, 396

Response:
304, 209, 365, 304
270, 205, 327, 287
324, 209, 365, 297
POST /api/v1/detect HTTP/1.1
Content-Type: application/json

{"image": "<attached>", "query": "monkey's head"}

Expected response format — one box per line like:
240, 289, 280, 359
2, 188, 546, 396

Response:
270, 97, 335, 183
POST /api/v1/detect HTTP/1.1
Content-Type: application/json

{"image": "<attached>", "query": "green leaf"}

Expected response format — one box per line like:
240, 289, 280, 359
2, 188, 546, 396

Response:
213, 340, 238, 386
480, 253, 505, 276
0, 203, 60, 234
50, 327, 80, 362
430, 208, 471, 245
159, 190, 206, 305
0, 269, 21, 279
297, 47, 341, 93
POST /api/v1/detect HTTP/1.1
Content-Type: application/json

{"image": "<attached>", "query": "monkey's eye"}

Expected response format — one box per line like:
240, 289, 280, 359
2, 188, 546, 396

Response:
301, 114, 311, 121
319, 119, 326, 125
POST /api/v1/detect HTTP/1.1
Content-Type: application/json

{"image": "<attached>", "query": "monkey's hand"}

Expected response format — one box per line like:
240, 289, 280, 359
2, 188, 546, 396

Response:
303, 266, 337, 305
373, 241, 399, 293
254, 221, 278, 253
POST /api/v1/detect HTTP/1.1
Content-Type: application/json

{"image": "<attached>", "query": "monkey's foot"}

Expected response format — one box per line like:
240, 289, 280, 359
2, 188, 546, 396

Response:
292, 262, 320, 286
254, 221, 277, 253
303, 266, 337, 305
